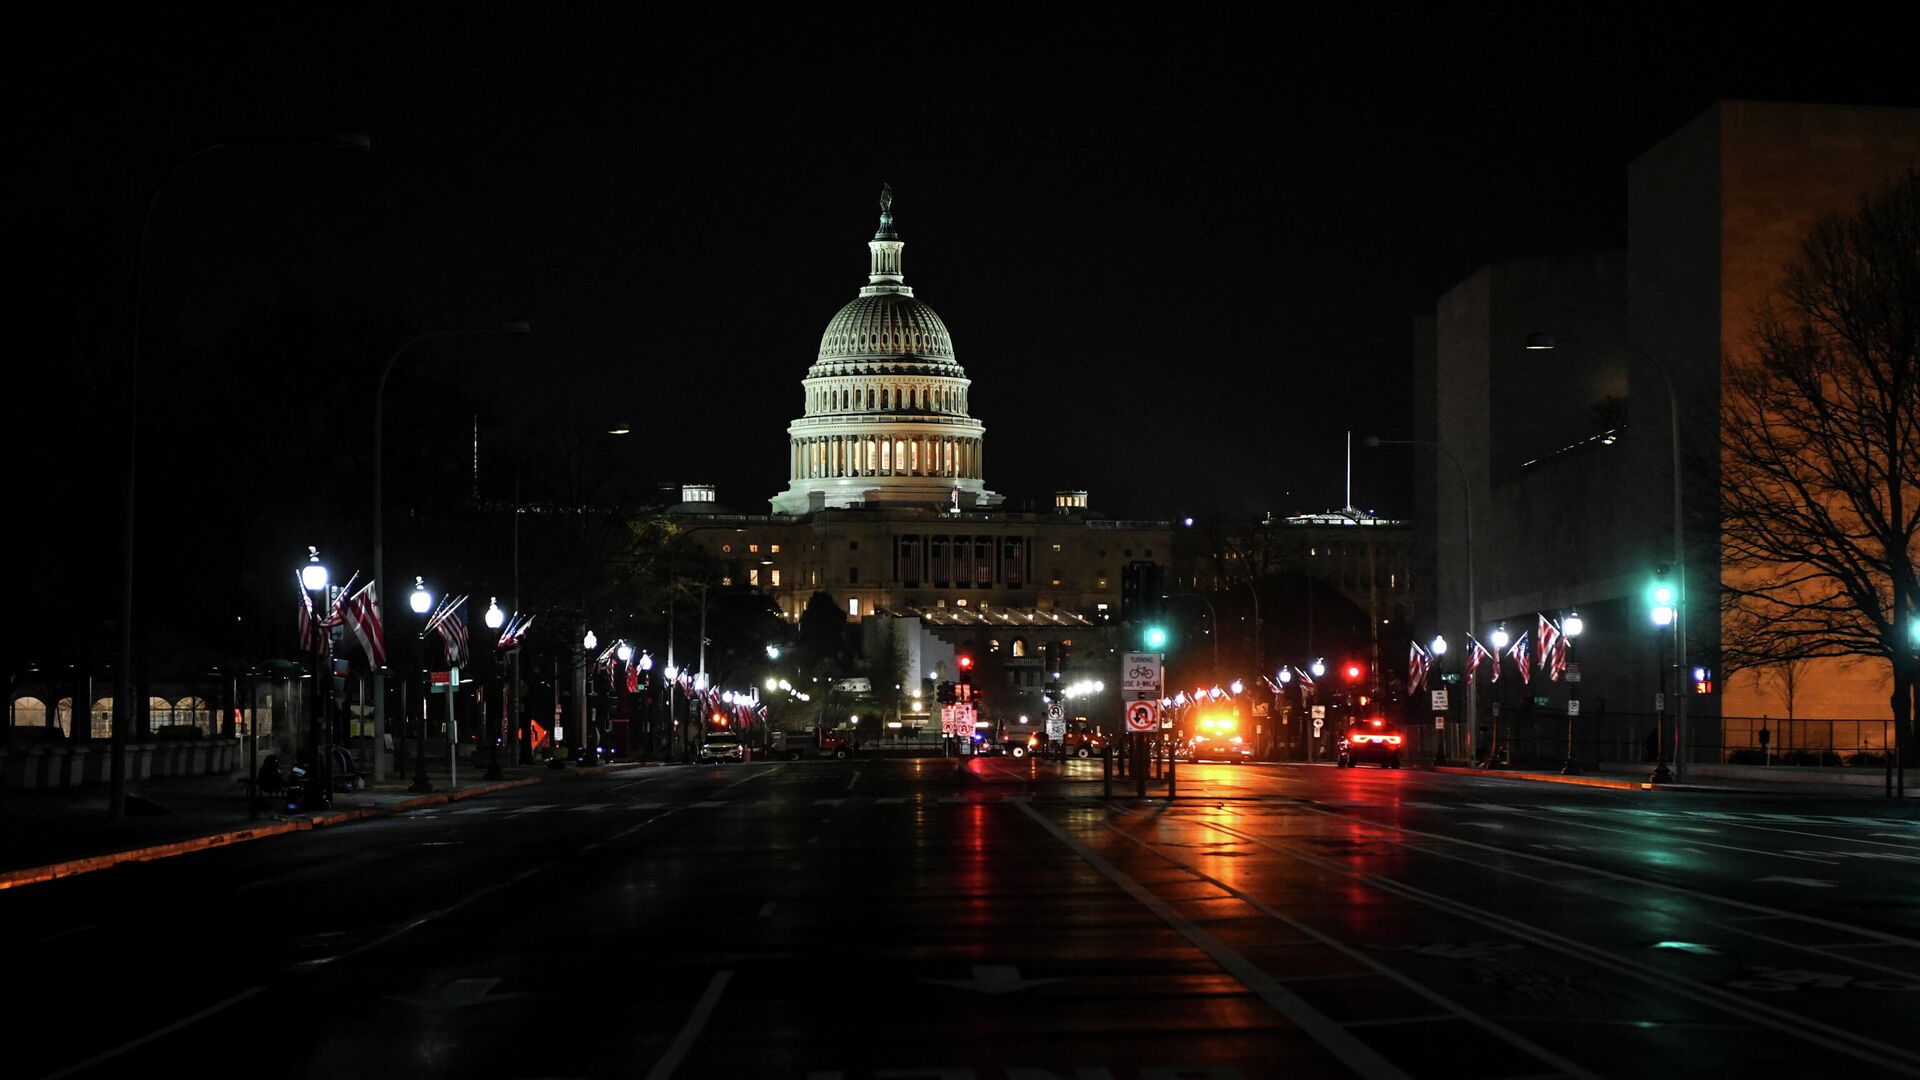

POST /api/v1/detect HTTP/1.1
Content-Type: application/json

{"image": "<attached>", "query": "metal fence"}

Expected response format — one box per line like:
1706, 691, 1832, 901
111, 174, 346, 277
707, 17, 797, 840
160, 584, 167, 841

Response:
1481, 710, 1898, 771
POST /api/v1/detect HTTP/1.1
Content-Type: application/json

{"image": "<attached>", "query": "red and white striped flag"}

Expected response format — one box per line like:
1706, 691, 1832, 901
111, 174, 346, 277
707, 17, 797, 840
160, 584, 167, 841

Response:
1538, 614, 1566, 682
1407, 641, 1431, 695
1507, 634, 1532, 684
1466, 635, 1493, 683
343, 582, 387, 669
297, 572, 318, 652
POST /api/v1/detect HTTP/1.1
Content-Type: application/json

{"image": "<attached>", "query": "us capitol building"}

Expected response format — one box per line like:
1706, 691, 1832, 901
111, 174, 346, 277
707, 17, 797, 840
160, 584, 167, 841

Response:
673, 188, 1173, 640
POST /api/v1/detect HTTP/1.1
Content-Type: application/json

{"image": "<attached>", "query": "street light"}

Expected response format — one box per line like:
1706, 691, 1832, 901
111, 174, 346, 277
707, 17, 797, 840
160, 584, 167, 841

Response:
1366, 434, 1477, 765
1561, 611, 1585, 774
372, 322, 530, 783
484, 597, 505, 630
407, 577, 436, 794
1528, 333, 1687, 780
112, 133, 370, 822
300, 548, 335, 810
578, 626, 599, 766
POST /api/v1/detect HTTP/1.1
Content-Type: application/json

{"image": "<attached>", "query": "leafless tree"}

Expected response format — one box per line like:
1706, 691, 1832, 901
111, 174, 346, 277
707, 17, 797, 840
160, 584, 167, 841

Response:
1719, 171, 1919, 763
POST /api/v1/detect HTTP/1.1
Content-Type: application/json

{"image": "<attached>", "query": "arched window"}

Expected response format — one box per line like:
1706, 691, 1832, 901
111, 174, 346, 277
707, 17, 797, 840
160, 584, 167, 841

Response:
1010, 638, 1027, 658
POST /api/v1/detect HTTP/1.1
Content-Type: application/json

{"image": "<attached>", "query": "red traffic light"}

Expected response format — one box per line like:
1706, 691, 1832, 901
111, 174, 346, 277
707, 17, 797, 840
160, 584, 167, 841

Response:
957, 655, 974, 671
1344, 663, 1363, 681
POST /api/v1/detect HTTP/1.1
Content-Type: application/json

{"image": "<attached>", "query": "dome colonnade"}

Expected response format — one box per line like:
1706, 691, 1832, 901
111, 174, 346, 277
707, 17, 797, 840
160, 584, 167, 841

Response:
770, 187, 1002, 514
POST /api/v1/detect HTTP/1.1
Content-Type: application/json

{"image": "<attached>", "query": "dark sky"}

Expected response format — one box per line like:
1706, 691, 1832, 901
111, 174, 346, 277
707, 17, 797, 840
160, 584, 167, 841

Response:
17, 8, 1920, 537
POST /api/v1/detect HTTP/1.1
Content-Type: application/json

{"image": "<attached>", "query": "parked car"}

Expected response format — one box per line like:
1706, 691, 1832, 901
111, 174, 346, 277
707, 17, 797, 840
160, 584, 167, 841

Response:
698, 735, 745, 764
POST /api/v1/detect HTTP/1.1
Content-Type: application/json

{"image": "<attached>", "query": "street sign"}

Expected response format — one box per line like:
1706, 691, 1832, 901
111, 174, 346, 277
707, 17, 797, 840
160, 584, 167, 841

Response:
1312, 717, 1324, 736
1434, 715, 1446, 730
1533, 695, 1550, 707
1125, 699, 1159, 732
1123, 653, 1163, 696
1311, 705, 1326, 720
941, 704, 976, 736
1431, 690, 1449, 711
1046, 702, 1064, 721
1655, 692, 1666, 711
1046, 718, 1065, 739
1566, 663, 1582, 684
430, 668, 461, 693
1568, 700, 1582, 716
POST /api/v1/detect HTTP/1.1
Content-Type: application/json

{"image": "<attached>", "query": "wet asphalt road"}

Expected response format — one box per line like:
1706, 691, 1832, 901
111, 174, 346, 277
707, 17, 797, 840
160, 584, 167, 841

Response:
10, 757, 1920, 1079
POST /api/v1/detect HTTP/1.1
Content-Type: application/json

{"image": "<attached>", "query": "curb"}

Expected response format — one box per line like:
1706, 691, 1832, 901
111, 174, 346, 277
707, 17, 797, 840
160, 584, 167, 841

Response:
0, 776, 547, 892
1432, 766, 1652, 790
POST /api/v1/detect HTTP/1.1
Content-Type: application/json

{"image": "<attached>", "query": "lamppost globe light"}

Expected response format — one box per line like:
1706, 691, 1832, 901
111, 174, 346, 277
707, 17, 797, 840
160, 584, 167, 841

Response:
1431, 635, 1448, 656
1310, 658, 1326, 679
639, 651, 653, 671
616, 641, 633, 663
1277, 667, 1292, 684
1490, 624, 1509, 651
300, 548, 329, 592
765, 645, 781, 659
409, 577, 432, 614
1565, 611, 1584, 638
665, 664, 679, 680
765, 677, 778, 691
484, 596, 505, 630
1230, 679, 1244, 694
583, 630, 598, 651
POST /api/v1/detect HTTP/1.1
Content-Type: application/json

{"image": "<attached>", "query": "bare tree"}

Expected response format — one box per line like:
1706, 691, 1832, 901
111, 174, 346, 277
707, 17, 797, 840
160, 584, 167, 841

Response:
1719, 171, 1919, 764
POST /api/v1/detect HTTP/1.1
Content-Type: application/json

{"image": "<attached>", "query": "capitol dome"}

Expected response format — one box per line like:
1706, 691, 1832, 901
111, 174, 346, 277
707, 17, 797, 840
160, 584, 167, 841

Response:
771, 187, 1002, 515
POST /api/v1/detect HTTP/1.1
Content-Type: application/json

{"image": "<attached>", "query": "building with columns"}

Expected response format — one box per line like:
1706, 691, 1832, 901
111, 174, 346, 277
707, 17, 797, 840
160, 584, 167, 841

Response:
770, 185, 1001, 515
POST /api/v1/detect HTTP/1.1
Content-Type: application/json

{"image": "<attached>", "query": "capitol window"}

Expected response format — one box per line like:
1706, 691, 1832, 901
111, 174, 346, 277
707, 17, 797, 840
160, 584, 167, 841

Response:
771, 544, 781, 554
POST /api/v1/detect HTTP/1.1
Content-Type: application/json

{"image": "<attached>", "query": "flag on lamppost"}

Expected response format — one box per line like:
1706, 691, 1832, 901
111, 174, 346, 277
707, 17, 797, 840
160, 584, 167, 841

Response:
1537, 614, 1565, 681
342, 581, 387, 669
1507, 633, 1532, 684
1466, 635, 1494, 683
496, 613, 533, 654
423, 594, 469, 666
297, 572, 319, 652
1407, 641, 1431, 695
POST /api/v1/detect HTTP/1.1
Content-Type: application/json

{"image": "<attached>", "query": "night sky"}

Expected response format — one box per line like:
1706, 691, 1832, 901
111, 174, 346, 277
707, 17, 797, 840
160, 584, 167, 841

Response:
13, 9, 1919, 656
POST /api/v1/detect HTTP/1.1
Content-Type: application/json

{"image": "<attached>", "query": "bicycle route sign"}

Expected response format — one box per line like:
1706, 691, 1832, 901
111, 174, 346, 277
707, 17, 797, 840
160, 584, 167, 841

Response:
1123, 652, 1163, 697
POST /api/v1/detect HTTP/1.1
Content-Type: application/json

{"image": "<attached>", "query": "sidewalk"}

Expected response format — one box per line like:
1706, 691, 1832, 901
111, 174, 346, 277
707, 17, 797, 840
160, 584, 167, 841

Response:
1428, 760, 1910, 798
0, 757, 665, 890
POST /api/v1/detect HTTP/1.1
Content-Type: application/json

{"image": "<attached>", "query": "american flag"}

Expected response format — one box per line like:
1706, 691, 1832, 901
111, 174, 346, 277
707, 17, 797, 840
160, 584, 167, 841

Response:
297, 572, 318, 652
1539, 614, 1567, 681
425, 595, 469, 665
1507, 634, 1532, 684
342, 582, 386, 669
1407, 641, 1430, 695
436, 605, 468, 666
1466, 635, 1493, 683
496, 613, 533, 654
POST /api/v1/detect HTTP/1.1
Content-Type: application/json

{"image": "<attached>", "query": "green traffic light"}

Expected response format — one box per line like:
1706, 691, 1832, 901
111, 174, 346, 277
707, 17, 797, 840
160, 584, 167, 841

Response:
1143, 625, 1168, 649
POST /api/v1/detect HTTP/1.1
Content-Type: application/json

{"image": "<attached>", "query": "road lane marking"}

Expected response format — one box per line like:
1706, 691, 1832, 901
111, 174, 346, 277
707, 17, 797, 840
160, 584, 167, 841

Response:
1195, 817, 1920, 1075
1296, 806, 1920, 957
847, 769, 862, 791
43, 986, 263, 1079
644, 970, 733, 1080
1013, 801, 1416, 1080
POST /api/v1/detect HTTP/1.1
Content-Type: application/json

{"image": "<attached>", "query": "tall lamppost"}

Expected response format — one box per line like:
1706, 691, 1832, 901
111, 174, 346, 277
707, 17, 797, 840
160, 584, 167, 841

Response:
1527, 333, 1687, 779
578, 627, 599, 766
1366, 435, 1476, 766
372, 322, 529, 783
483, 597, 506, 779
112, 132, 369, 822
1560, 610, 1585, 774
407, 577, 436, 794
1489, 623, 1511, 766
1429, 634, 1448, 763
638, 650, 655, 758
299, 548, 333, 810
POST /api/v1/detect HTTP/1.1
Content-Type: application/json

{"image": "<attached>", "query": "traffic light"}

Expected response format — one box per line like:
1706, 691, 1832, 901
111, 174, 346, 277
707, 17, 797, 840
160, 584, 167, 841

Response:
1693, 666, 1713, 694
1143, 624, 1169, 650
1647, 572, 1676, 626
957, 654, 975, 702
937, 681, 956, 705
1343, 661, 1363, 683
1043, 681, 1062, 703
1121, 561, 1165, 621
